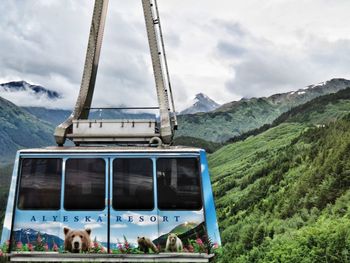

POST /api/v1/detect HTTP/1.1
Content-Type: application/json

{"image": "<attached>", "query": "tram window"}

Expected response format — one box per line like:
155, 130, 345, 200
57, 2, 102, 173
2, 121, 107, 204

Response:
18, 158, 62, 210
157, 158, 202, 210
64, 158, 105, 210
113, 158, 153, 210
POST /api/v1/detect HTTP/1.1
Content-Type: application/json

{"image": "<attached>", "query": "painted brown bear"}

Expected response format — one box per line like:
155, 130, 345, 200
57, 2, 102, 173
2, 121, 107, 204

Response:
166, 233, 183, 252
63, 227, 92, 253
137, 236, 158, 253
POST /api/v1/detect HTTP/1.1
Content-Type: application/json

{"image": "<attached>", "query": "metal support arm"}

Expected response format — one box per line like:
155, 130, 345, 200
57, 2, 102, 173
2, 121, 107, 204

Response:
141, 0, 174, 144
54, 0, 177, 146
55, 0, 109, 145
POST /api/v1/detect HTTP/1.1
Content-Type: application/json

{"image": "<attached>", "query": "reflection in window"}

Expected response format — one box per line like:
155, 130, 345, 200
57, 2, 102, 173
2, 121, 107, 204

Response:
18, 158, 62, 210
64, 158, 105, 210
157, 158, 202, 210
113, 159, 153, 210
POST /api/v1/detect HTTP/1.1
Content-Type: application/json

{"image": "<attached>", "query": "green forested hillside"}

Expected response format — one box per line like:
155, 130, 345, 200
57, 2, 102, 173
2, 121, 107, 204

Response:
210, 111, 350, 261
0, 97, 54, 164
178, 78, 350, 142
173, 136, 222, 153
226, 87, 350, 144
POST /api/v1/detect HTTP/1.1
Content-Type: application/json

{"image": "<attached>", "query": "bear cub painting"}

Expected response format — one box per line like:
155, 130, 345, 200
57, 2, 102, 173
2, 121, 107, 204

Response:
64, 227, 92, 253
137, 236, 159, 253
165, 233, 183, 252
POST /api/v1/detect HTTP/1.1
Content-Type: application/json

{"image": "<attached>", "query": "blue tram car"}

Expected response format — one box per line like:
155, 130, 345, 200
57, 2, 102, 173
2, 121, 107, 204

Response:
1, 146, 221, 261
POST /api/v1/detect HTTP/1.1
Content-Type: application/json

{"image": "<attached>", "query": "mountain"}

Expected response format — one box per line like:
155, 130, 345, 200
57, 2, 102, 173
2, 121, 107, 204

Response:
177, 78, 350, 142
0, 96, 55, 164
13, 228, 63, 249
22, 107, 157, 127
210, 89, 350, 262
23, 107, 71, 127
153, 222, 206, 248
173, 136, 222, 153
226, 87, 350, 144
180, 93, 220, 115
0, 81, 61, 100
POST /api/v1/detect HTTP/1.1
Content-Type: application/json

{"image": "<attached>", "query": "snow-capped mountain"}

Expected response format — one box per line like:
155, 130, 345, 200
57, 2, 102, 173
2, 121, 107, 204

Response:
266, 78, 350, 105
180, 93, 220, 115
13, 228, 63, 249
0, 81, 61, 100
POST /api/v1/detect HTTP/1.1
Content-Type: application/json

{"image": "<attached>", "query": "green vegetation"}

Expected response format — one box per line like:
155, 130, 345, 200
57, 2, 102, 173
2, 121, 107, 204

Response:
226, 87, 350, 144
210, 114, 350, 262
174, 136, 222, 153
0, 97, 54, 164
178, 98, 282, 142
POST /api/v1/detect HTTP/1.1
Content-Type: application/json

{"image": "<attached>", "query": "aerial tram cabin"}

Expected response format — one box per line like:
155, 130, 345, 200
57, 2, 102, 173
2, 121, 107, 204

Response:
1, 147, 220, 262
1, 0, 221, 262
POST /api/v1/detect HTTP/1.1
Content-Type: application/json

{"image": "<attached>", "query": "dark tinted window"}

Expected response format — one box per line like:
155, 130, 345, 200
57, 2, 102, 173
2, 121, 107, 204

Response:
64, 158, 105, 210
18, 158, 62, 210
157, 158, 202, 210
113, 158, 153, 210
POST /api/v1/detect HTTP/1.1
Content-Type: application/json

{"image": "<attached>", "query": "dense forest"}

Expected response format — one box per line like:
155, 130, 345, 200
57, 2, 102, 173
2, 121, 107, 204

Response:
210, 113, 350, 262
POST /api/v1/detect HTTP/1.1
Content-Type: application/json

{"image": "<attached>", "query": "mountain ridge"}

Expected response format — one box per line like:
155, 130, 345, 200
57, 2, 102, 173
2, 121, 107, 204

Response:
177, 78, 350, 142
0, 96, 55, 164
0, 81, 61, 100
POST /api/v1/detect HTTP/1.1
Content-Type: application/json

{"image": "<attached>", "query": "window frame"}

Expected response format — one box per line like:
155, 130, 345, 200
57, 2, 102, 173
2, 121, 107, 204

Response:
16, 157, 63, 211
156, 157, 203, 211
111, 157, 155, 211
63, 157, 107, 211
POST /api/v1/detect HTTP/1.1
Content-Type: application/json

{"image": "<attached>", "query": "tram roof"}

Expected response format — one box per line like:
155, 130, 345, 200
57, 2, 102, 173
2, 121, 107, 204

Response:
18, 146, 203, 154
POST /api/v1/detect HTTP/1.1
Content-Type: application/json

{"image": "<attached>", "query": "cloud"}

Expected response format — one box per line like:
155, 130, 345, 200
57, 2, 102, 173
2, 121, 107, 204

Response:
15, 222, 62, 235
1, 0, 350, 110
217, 41, 246, 58
217, 22, 350, 98
84, 223, 104, 230
110, 223, 127, 229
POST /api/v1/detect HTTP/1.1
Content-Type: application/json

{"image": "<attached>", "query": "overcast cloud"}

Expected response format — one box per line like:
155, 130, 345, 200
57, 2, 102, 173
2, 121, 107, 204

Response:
0, 0, 350, 109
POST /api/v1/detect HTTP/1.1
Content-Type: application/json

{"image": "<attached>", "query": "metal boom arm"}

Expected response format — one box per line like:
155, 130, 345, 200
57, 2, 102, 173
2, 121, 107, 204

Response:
141, 0, 175, 144
55, 0, 109, 145
54, 0, 176, 146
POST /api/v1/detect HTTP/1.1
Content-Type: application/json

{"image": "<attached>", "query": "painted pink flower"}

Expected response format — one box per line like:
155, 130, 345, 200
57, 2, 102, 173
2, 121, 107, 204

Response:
213, 243, 219, 249
53, 243, 59, 252
109, 249, 112, 254
44, 244, 49, 251
101, 246, 105, 253
16, 242, 23, 250
28, 243, 34, 252
196, 238, 204, 246
94, 242, 99, 249
0, 249, 3, 257
37, 235, 42, 244
188, 245, 194, 252
118, 243, 125, 253
124, 241, 129, 248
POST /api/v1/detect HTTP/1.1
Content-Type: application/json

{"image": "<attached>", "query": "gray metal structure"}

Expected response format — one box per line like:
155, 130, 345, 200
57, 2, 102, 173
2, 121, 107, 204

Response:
54, 0, 177, 146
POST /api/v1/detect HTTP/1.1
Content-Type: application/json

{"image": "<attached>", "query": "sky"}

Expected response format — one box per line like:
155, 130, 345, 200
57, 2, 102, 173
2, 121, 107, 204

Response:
0, 0, 350, 110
